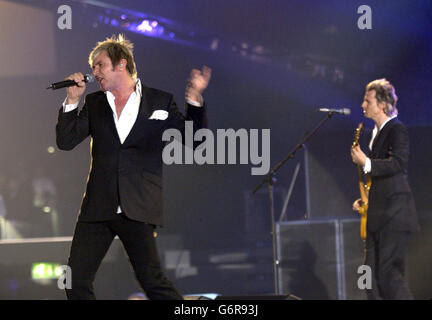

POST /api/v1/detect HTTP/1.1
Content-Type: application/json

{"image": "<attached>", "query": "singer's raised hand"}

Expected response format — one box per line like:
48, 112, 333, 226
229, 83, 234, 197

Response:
66, 72, 86, 104
185, 66, 212, 104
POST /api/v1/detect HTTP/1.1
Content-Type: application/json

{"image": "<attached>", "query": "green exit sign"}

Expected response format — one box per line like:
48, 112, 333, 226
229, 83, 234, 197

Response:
31, 263, 63, 280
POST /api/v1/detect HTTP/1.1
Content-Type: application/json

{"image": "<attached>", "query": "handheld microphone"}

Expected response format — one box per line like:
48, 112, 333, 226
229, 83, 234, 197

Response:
318, 108, 351, 115
46, 74, 94, 90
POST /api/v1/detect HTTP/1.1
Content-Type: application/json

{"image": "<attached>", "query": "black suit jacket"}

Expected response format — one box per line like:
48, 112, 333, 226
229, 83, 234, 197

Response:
56, 85, 207, 226
366, 118, 419, 233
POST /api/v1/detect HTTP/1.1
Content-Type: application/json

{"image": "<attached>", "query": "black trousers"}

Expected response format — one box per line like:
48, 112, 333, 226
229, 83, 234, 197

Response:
364, 218, 414, 300
65, 213, 183, 300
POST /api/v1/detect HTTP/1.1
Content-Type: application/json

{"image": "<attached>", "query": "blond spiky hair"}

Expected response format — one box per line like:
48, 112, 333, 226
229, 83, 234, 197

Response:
88, 34, 137, 78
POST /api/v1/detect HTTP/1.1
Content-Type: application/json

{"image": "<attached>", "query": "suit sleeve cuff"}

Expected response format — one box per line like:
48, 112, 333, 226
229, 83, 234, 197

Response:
186, 94, 203, 107
62, 98, 79, 112
363, 157, 371, 174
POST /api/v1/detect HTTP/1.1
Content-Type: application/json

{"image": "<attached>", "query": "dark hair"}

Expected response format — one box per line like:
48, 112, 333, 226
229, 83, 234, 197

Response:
366, 78, 398, 117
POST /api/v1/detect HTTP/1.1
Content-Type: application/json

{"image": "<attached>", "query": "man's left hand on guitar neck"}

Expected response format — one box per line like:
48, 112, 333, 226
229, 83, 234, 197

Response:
351, 145, 367, 167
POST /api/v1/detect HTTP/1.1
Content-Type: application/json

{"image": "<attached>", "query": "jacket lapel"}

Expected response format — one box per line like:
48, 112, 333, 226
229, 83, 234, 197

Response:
371, 118, 396, 154
96, 93, 122, 143
121, 85, 154, 145
371, 129, 381, 152
138, 85, 154, 120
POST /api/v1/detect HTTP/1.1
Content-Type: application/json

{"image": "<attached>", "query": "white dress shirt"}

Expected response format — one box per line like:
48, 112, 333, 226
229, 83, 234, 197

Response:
363, 115, 397, 173
62, 78, 202, 213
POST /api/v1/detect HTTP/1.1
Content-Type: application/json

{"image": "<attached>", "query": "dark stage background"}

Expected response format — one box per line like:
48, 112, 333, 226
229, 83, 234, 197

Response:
0, 0, 431, 299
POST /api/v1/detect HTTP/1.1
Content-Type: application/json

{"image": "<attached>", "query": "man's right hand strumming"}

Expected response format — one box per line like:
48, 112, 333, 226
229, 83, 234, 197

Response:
352, 198, 362, 212
65, 72, 87, 104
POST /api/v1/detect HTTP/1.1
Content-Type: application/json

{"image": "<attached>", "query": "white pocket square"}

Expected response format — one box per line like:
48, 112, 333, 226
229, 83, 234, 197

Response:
149, 110, 168, 120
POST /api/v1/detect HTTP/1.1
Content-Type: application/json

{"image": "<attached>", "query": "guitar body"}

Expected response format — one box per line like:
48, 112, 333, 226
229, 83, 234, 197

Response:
353, 123, 371, 240
358, 205, 367, 240
357, 177, 371, 240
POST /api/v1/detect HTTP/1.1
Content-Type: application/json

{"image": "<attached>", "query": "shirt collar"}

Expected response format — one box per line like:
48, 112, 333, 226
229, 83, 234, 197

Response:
135, 78, 142, 98
105, 78, 142, 99
373, 115, 397, 134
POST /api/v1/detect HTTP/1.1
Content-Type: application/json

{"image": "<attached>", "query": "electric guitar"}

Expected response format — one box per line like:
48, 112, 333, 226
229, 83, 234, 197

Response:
352, 123, 371, 240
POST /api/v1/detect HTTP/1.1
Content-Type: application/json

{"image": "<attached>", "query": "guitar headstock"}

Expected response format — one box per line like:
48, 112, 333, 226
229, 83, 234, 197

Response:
352, 122, 363, 148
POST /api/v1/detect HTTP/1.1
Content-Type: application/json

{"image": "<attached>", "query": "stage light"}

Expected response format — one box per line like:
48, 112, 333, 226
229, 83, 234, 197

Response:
137, 20, 152, 32
31, 262, 63, 280
157, 26, 164, 35
210, 39, 219, 51
42, 206, 52, 214
47, 146, 55, 154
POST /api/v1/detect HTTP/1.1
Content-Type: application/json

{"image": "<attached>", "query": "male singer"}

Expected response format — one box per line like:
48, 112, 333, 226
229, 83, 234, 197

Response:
351, 78, 419, 299
56, 34, 211, 299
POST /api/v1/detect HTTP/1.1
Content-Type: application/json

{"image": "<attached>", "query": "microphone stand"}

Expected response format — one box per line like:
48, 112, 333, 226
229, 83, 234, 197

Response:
252, 111, 336, 295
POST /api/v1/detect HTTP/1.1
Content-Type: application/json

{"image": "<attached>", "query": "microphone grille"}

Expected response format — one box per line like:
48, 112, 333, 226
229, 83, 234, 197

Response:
84, 74, 95, 83
342, 108, 351, 115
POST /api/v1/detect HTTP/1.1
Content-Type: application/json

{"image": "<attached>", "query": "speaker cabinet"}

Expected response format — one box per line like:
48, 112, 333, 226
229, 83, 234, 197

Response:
304, 133, 359, 220
276, 218, 365, 300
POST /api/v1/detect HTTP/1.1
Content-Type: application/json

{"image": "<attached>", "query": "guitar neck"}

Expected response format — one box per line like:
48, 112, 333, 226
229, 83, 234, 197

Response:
357, 164, 369, 202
